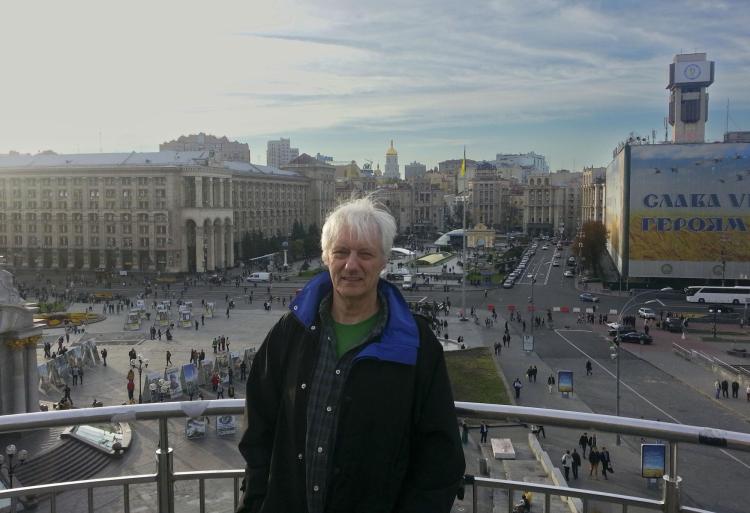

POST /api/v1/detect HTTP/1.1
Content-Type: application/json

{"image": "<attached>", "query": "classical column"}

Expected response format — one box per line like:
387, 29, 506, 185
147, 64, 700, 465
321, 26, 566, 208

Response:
195, 225, 205, 273
207, 179, 215, 208
51, 249, 59, 270
83, 249, 90, 270
207, 224, 216, 271
195, 176, 203, 208
68, 249, 75, 269
217, 222, 226, 269
25, 343, 39, 412
4, 335, 41, 414
149, 249, 157, 271
226, 225, 235, 268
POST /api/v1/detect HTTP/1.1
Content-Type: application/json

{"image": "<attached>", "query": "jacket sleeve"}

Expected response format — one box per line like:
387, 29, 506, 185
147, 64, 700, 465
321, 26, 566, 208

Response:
236, 320, 287, 513
394, 323, 466, 513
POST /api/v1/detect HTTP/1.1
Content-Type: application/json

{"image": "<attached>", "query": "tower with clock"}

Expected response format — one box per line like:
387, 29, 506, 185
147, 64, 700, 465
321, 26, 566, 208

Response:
667, 53, 715, 144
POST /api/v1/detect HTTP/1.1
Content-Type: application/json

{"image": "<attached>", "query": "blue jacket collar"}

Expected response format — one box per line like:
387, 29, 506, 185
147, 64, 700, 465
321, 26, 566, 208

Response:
289, 272, 419, 366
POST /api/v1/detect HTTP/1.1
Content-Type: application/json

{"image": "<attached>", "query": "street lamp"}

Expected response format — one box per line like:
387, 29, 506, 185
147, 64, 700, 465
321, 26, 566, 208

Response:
612, 289, 671, 445
459, 194, 469, 321
709, 305, 723, 339
0, 444, 28, 513
130, 354, 149, 404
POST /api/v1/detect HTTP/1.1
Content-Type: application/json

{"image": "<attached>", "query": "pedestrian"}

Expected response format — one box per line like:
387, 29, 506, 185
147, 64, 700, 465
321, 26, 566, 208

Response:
240, 360, 247, 381
235, 197, 464, 512
166, 350, 172, 366
212, 338, 218, 353
79, 365, 84, 385
228, 383, 235, 398
217, 382, 225, 399
480, 422, 488, 443
731, 380, 739, 398
561, 450, 572, 481
71, 366, 78, 386
532, 365, 537, 383
588, 446, 600, 479
721, 379, 729, 398
526, 366, 533, 382
127, 379, 135, 402
201, 314, 205, 326
226, 307, 230, 319
715, 380, 721, 399
585, 360, 593, 376
513, 378, 523, 399
195, 319, 199, 330
63, 384, 72, 402
100, 347, 108, 366
547, 374, 555, 394
579, 432, 588, 458
600, 446, 611, 480
571, 448, 581, 479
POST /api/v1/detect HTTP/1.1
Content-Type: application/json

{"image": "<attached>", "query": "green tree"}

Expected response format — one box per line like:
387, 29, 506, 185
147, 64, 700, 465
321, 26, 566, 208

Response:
573, 221, 607, 276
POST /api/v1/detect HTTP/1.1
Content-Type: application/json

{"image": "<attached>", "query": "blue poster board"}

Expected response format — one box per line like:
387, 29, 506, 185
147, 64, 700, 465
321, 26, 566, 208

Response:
557, 370, 573, 393
641, 444, 666, 478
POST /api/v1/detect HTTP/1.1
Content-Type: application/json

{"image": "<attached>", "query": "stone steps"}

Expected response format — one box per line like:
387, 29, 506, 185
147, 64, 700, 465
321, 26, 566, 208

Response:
15, 438, 111, 487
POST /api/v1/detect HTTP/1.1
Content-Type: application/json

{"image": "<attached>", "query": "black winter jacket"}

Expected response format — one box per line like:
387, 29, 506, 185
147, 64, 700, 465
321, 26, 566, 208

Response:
236, 273, 465, 513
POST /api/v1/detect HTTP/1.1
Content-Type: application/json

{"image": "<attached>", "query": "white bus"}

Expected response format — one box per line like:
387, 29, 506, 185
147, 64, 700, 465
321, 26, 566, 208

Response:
685, 286, 750, 305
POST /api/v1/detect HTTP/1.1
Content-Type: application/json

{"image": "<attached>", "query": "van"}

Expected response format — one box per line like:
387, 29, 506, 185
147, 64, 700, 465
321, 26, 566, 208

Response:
247, 272, 272, 283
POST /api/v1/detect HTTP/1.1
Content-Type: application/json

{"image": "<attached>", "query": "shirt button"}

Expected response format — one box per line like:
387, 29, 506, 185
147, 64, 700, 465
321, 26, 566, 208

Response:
335, 369, 341, 375
313, 485, 320, 492
311, 325, 316, 331
326, 406, 332, 412
293, 305, 298, 310
300, 383, 307, 389
317, 446, 323, 453
297, 453, 303, 460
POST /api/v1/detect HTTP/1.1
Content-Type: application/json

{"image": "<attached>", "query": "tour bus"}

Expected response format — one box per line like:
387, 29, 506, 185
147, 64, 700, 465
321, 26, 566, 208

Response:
685, 286, 750, 305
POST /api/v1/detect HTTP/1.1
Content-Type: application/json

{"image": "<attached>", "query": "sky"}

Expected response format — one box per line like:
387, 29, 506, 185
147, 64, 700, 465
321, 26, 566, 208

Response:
2, 0, 749, 171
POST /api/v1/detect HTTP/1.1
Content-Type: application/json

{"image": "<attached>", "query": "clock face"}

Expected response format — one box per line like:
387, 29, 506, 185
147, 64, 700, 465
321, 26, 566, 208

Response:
684, 63, 702, 80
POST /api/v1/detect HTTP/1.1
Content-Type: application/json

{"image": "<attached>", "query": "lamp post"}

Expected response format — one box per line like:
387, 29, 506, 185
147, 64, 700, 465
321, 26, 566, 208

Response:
612, 289, 670, 445
709, 305, 723, 339
130, 354, 149, 404
0, 444, 28, 513
460, 194, 468, 321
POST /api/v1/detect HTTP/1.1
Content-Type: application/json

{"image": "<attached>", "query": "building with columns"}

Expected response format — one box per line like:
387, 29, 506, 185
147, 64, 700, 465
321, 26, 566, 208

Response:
0, 151, 324, 274
581, 166, 606, 224
280, 154, 336, 230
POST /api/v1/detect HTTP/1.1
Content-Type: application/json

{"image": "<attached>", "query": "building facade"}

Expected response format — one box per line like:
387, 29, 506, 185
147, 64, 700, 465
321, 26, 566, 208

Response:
266, 138, 299, 168
280, 154, 336, 230
581, 166, 606, 225
0, 151, 324, 274
468, 163, 511, 231
524, 171, 582, 238
404, 161, 427, 179
160, 133, 250, 163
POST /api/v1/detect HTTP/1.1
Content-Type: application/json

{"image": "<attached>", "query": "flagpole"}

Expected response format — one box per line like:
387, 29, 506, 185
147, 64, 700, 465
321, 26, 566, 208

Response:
461, 146, 468, 322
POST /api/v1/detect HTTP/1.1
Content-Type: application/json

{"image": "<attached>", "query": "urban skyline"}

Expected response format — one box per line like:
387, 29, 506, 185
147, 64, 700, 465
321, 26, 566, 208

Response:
2, 1, 749, 171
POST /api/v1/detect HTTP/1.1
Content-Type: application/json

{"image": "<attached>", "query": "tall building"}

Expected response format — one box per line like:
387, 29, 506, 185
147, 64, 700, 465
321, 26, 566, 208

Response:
384, 140, 400, 179
266, 138, 299, 168
160, 133, 250, 163
668, 53, 714, 144
468, 162, 511, 230
524, 171, 581, 238
281, 154, 336, 230
495, 152, 549, 183
404, 161, 426, 179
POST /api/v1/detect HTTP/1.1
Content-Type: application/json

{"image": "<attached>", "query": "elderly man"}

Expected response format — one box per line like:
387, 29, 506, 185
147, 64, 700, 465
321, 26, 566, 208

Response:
237, 197, 465, 513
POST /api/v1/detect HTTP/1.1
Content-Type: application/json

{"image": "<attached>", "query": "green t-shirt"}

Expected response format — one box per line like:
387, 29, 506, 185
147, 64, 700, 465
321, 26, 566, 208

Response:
333, 312, 380, 359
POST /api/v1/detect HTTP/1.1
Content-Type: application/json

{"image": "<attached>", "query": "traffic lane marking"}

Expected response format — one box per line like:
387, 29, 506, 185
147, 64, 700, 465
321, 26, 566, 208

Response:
554, 329, 750, 471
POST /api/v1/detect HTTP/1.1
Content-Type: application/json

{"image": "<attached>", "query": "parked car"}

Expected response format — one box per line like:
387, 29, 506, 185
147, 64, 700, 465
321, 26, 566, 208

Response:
552, 260, 560, 267
616, 332, 653, 344
637, 307, 657, 319
664, 317, 684, 332
564, 270, 574, 277
578, 293, 599, 303
503, 280, 514, 289
607, 323, 636, 337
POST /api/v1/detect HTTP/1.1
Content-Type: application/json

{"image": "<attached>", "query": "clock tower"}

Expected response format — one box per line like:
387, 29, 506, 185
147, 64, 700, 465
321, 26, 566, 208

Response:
667, 53, 714, 143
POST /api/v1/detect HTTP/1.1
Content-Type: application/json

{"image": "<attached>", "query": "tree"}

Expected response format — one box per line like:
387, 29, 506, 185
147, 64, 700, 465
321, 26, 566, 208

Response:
573, 221, 607, 276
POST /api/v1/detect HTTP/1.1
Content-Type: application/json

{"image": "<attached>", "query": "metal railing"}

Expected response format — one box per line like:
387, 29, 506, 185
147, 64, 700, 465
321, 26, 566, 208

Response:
0, 401, 748, 513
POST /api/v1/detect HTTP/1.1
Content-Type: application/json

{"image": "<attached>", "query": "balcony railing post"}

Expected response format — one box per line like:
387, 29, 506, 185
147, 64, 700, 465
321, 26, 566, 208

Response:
156, 417, 175, 513
663, 441, 682, 513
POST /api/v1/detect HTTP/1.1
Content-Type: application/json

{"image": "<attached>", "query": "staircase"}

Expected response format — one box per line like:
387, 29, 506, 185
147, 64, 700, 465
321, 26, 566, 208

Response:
14, 438, 111, 487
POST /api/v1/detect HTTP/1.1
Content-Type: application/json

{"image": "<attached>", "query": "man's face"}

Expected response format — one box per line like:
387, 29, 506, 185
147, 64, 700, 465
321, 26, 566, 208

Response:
327, 227, 385, 303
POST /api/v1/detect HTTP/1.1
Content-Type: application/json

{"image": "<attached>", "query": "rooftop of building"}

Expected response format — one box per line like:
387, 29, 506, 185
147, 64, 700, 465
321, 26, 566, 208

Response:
0, 151, 212, 170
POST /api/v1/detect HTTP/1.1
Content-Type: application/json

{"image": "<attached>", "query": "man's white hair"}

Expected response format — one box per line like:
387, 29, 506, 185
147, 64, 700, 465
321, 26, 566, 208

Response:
321, 196, 396, 265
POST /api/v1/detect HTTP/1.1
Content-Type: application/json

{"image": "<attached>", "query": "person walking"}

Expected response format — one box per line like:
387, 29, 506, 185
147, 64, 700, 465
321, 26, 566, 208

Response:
571, 448, 581, 479
479, 422, 488, 443
731, 380, 740, 398
513, 378, 523, 399
240, 360, 248, 381
63, 384, 72, 403
217, 382, 225, 399
746, 384, 750, 402
79, 365, 84, 385
585, 360, 593, 376
127, 379, 135, 402
588, 447, 600, 479
600, 446, 611, 480
166, 350, 173, 367
561, 450, 572, 481
547, 374, 555, 394
721, 379, 729, 398
71, 366, 78, 386
578, 432, 588, 458
100, 347, 108, 366
715, 380, 721, 399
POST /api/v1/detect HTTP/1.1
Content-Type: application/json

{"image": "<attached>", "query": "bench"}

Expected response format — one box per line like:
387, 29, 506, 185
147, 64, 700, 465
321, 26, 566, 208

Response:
491, 438, 516, 460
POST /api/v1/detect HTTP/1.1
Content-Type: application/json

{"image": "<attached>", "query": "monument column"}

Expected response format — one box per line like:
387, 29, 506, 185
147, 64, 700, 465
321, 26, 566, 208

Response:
195, 225, 204, 273
227, 225, 234, 268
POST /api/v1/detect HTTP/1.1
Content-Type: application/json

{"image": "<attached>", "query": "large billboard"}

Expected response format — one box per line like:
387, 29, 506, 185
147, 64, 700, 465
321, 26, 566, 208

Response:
627, 143, 750, 279
605, 148, 627, 273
